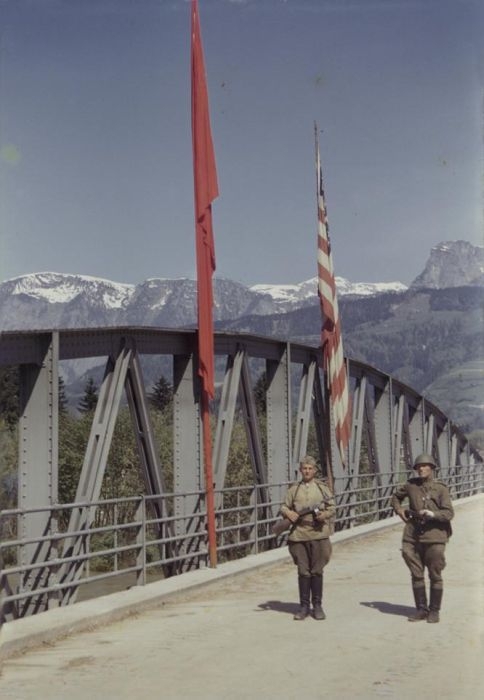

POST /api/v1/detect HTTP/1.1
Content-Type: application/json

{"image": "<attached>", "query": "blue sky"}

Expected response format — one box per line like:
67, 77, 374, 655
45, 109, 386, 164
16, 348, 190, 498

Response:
0, 0, 482, 287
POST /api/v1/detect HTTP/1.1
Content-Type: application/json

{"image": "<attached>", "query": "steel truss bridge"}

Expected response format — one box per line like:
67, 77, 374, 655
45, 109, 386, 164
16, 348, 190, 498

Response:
0, 327, 482, 624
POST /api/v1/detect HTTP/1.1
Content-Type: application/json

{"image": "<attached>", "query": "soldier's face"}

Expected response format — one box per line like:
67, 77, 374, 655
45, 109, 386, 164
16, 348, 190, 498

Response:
300, 463, 316, 482
416, 464, 433, 479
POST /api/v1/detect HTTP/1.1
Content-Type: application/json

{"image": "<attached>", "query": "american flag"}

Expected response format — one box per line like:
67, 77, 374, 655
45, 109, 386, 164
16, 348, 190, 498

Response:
315, 126, 351, 466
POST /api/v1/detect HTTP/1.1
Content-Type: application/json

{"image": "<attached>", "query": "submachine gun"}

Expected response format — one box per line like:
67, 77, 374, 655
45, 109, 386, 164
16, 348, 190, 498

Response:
272, 503, 329, 537
404, 508, 436, 522
404, 508, 430, 534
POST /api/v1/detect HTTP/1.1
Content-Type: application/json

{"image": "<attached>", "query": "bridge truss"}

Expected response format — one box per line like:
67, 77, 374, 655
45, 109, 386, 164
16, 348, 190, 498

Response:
0, 327, 481, 620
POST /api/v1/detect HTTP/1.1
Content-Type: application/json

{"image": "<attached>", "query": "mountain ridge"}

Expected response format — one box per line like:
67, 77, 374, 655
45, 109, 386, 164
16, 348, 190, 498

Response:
1, 240, 482, 434
1, 240, 481, 332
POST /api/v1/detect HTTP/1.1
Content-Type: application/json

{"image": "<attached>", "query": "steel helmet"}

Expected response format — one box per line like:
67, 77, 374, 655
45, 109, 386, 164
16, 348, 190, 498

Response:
413, 453, 437, 470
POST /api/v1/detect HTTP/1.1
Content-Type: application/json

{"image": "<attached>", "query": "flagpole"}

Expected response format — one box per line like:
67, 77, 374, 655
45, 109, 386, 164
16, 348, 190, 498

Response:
201, 390, 217, 568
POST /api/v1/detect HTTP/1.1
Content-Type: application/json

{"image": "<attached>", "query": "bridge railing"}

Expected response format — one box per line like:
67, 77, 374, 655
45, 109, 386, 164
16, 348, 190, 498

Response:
1, 464, 482, 624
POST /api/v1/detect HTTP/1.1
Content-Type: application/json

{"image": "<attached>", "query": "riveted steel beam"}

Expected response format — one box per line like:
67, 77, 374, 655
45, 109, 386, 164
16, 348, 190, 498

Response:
239, 352, 266, 485
17, 332, 59, 616
266, 344, 292, 486
172, 353, 205, 571
59, 341, 132, 603
213, 349, 244, 491
292, 361, 316, 470
124, 350, 171, 570
373, 378, 398, 495
350, 375, 367, 476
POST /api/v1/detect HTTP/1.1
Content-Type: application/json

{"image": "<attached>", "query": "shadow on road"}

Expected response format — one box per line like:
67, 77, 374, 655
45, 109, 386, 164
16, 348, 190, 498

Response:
257, 600, 300, 615
360, 601, 414, 617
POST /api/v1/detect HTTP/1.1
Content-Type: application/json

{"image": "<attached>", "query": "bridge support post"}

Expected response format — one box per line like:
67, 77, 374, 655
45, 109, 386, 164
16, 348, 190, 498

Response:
17, 331, 59, 616
173, 352, 204, 569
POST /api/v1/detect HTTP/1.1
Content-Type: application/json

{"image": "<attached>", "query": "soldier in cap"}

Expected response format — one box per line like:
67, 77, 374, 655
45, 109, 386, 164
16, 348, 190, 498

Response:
280, 455, 335, 621
391, 453, 454, 623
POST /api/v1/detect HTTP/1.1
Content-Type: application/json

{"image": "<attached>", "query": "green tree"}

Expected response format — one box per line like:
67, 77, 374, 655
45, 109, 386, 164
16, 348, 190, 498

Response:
58, 412, 90, 506
78, 377, 98, 414
0, 366, 19, 430
254, 371, 267, 415
58, 376, 68, 413
0, 418, 18, 509
149, 375, 173, 412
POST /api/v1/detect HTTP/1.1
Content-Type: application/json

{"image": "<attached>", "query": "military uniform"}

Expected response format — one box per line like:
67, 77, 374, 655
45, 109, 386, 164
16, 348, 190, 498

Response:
281, 478, 335, 620
391, 469, 454, 623
282, 479, 335, 542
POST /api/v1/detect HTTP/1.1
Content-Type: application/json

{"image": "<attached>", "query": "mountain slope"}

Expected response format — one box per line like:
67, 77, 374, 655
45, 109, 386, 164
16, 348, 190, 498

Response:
218, 286, 484, 432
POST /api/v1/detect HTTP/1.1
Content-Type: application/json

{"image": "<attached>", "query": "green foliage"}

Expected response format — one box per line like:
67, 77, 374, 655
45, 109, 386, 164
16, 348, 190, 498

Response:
224, 419, 254, 487
0, 367, 19, 430
151, 408, 174, 490
0, 419, 18, 509
101, 408, 145, 503
58, 376, 68, 413
58, 412, 90, 505
78, 376, 98, 414
253, 372, 267, 415
148, 375, 173, 412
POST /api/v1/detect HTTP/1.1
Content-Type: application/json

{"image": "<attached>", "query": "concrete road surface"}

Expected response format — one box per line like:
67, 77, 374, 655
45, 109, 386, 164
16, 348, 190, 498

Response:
1, 497, 482, 700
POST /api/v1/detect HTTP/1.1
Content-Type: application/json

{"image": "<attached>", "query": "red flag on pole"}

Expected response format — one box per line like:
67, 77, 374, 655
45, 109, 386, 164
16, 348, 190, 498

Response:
315, 124, 351, 467
191, 0, 219, 399
191, 0, 218, 567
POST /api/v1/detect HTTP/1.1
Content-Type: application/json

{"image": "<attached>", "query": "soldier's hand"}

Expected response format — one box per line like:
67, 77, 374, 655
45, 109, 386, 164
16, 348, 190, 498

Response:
396, 509, 408, 522
419, 509, 435, 519
285, 509, 300, 524
315, 511, 327, 523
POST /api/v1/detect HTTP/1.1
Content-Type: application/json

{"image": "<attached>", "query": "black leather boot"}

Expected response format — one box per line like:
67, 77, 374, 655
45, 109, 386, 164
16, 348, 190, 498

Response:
294, 575, 311, 620
427, 587, 443, 623
310, 574, 326, 620
407, 585, 428, 621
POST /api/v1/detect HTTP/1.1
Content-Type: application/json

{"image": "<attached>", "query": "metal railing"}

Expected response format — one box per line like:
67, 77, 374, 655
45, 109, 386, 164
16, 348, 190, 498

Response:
1, 465, 482, 624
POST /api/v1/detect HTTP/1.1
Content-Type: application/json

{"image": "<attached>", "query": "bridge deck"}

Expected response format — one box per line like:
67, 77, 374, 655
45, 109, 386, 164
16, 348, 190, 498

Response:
1, 497, 482, 700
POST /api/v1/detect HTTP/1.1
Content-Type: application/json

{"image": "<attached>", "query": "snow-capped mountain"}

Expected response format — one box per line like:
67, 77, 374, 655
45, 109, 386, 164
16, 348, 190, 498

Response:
0, 273, 278, 331
251, 277, 407, 302
0, 240, 481, 332
0, 272, 407, 331
3, 271, 134, 307
0, 272, 135, 330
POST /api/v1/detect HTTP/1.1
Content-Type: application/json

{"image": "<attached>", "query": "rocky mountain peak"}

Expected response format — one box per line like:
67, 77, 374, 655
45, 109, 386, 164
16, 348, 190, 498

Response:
411, 240, 484, 289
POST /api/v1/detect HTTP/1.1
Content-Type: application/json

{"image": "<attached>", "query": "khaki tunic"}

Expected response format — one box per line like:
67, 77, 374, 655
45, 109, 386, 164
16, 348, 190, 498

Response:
281, 480, 335, 542
391, 477, 454, 544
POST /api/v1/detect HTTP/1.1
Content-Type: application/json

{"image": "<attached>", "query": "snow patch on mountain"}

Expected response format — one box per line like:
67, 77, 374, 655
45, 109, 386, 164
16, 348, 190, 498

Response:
5, 272, 134, 309
251, 276, 407, 301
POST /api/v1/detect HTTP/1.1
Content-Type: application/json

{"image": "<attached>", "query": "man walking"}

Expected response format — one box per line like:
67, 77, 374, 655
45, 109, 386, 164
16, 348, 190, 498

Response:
280, 455, 335, 621
391, 453, 454, 623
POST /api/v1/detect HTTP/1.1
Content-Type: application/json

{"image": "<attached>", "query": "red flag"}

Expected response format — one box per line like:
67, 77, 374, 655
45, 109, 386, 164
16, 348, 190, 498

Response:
315, 126, 351, 466
191, 0, 219, 399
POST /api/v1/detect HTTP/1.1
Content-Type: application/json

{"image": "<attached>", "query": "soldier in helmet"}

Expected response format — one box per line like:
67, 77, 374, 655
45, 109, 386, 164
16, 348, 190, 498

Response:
391, 453, 454, 623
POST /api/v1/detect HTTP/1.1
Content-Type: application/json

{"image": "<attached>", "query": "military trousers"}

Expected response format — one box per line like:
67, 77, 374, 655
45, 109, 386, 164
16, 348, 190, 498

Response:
288, 539, 332, 576
401, 541, 446, 589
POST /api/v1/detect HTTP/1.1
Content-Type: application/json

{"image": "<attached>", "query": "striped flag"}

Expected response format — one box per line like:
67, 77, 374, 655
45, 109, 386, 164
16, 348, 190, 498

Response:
315, 125, 351, 466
